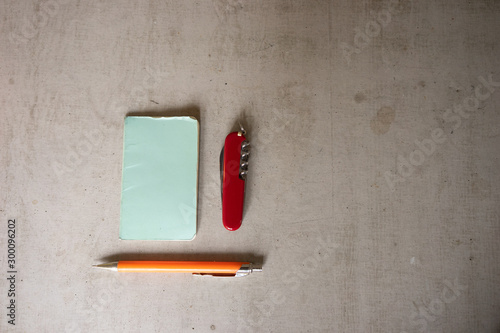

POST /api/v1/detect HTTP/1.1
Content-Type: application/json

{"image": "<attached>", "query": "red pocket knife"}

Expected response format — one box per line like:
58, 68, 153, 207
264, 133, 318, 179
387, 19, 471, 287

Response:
220, 125, 250, 231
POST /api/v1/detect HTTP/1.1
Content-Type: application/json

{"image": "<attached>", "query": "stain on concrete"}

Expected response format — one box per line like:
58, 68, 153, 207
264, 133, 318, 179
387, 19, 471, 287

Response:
370, 106, 395, 135
471, 175, 491, 197
354, 92, 366, 103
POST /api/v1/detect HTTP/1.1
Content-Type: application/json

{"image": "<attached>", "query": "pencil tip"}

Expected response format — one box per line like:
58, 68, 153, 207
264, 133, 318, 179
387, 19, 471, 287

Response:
92, 262, 119, 271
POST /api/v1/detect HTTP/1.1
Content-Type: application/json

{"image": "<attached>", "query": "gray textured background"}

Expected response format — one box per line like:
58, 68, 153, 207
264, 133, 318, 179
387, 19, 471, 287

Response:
1, 0, 500, 332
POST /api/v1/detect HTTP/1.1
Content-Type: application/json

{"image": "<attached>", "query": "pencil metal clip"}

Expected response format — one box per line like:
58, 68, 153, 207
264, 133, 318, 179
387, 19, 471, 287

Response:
192, 264, 262, 278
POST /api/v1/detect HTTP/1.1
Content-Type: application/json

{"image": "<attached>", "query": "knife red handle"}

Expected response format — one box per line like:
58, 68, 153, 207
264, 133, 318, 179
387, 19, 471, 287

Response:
221, 131, 249, 231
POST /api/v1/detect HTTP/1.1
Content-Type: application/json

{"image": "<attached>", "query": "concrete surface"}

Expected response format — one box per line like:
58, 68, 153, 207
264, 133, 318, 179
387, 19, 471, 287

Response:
1, 0, 500, 332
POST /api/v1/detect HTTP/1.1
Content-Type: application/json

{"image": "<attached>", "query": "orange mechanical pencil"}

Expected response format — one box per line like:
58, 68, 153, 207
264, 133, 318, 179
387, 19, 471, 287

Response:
92, 261, 262, 278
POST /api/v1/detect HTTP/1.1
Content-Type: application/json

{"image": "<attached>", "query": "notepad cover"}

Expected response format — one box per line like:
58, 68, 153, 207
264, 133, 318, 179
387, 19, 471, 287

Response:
119, 116, 198, 240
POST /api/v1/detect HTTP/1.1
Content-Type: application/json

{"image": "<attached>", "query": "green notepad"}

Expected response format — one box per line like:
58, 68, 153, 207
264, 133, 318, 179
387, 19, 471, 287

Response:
119, 116, 199, 240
